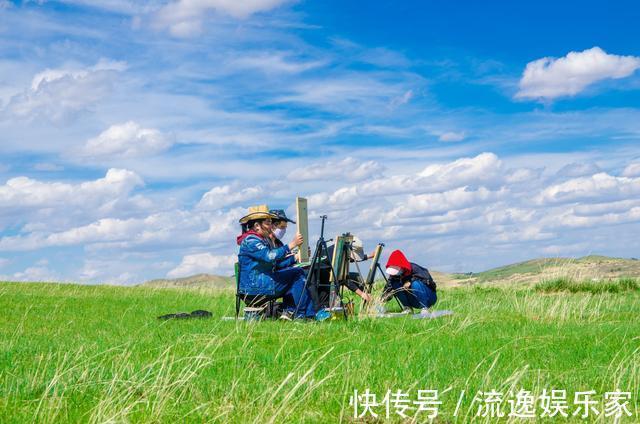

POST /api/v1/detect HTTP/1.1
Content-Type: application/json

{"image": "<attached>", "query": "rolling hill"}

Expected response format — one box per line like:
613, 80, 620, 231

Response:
141, 273, 234, 289
140, 255, 640, 289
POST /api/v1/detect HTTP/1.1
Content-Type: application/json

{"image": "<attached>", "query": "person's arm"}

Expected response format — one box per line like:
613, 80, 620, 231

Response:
354, 288, 372, 302
243, 236, 291, 265
277, 254, 297, 268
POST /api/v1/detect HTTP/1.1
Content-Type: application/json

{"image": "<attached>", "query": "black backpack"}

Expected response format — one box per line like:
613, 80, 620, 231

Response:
409, 262, 437, 291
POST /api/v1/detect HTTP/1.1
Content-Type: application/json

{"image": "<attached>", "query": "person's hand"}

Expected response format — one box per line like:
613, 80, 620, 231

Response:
403, 281, 411, 289
288, 233, 303, 250
361, 292, 372, 302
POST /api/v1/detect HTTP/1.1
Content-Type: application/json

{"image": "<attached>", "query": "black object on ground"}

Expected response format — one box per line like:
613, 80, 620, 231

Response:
157, 310, 212, 320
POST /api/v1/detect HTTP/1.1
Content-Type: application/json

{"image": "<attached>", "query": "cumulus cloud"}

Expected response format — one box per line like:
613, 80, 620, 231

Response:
516, 47, 640, 100
4, 152, 640, 282
288, 157, 384, 183
382, 187, 501, 223
3, 59, 127, 123
0, 168, 143, 210
197, 184, 264, 210
622, 162, 640, 177
0, 168, 147, 235
537, 172, 640, 205
81, 121, 173, 159
306, 153, 505, 212
11, 266, 59, 283
167, 253, 236, 278
155, 0, 290, 37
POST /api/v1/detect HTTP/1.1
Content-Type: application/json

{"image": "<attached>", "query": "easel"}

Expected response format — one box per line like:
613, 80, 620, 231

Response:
295, 215, 348, 319
364, 242, 403, 309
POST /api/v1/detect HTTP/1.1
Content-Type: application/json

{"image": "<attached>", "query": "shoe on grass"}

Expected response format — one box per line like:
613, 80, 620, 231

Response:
418, 308, 432, 317
279, 311, 293, 321
315, 309, 331, 322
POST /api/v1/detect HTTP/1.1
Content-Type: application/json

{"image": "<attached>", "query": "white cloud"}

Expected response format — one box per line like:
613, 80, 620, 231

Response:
12, 266, 59, 283
556, 162, 601, 178
167, 253, 236, 278
197, 184, 264, 210
389, 89, 413, 108
417, 152, 503, 189
276, 76, 409, 115
81, 121, 173, 159
288, 157, 384, 182
33, 163, 65, 172
438, 131, 466, 142
0, 168, 147, 235
306, 153, 505, 213
537, 172, 640, 205
382, 186, 500, 222
622, 162, 640, 177
155, 0, 290, 37
0, 168, 143, 210
3, 59, 127, 123
516, 47, 640, 100
230, 53, 324, 74
3, 152, 640, 282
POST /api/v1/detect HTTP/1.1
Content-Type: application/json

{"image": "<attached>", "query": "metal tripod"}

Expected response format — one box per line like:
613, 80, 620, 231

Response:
295, 215, 348, 319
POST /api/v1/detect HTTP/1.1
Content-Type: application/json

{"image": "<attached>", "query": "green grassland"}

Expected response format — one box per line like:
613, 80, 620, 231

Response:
449, 255, 640, 285
0, 280, 639, 423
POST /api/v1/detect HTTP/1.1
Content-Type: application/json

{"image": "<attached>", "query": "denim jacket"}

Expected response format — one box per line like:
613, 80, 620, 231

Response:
270, 237, 297, 269
238, 234, 291, 295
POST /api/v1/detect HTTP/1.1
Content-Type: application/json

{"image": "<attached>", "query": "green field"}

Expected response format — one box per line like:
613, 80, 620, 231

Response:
0, 280, 638, 423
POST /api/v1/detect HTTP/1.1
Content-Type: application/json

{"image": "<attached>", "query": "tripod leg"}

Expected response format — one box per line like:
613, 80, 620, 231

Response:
295, 237, 324, 317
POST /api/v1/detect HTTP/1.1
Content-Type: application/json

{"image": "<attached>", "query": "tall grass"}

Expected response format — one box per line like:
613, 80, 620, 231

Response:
535, 277, 640, 294
0, 281, 638, 422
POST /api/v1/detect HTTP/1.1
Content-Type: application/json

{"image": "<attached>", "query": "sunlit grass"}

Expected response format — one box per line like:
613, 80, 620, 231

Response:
0, 281, 638, 422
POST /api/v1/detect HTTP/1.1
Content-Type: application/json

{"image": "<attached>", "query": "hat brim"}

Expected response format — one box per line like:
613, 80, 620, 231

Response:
239, 212, 278, 224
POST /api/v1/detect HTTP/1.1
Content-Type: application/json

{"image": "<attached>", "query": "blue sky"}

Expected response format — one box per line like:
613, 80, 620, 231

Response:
1, 0, 639, 283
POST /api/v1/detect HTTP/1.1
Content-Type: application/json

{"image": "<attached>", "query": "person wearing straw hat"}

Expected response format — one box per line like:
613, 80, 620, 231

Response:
237, 205, 326, 320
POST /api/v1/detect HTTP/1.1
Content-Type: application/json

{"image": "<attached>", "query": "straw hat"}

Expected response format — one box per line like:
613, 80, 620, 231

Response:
239, 204, 278, 224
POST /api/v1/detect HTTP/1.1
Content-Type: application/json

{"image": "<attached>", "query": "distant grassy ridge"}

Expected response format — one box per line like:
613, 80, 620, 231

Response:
448, 255, 640, 286
141, 273, 234, 289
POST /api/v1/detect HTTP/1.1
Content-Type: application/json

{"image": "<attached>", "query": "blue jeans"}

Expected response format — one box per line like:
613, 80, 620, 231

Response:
273, 267, 316, 318
390, 279, 437, 309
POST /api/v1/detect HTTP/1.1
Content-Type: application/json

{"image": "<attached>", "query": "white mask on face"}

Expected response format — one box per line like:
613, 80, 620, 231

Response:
273, 227, 286, 240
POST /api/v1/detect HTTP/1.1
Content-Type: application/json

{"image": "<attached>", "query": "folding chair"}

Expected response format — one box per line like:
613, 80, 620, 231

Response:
235, 262, 278, 320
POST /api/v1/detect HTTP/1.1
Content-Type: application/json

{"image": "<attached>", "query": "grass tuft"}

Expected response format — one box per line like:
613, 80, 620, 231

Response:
535, 277, 640, 294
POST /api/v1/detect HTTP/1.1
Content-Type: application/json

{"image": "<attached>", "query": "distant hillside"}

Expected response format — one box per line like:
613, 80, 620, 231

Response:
141, 273, 233, 289
445, 255, 640, 286
140, 256, 640, 289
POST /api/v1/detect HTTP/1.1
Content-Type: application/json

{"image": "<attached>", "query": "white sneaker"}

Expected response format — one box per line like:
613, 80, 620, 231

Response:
419, 308, 432, 317
279, 311, 293, 321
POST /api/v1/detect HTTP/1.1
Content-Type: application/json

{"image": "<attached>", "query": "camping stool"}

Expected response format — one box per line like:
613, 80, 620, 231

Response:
243, 306, 266, 321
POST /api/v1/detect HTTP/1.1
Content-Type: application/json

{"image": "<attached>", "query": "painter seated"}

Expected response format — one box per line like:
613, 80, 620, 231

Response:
382, 250, 437, 312
236, 205, 316, 319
